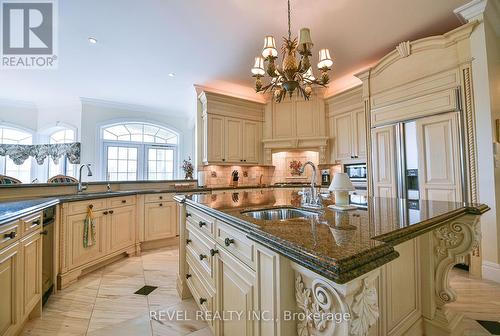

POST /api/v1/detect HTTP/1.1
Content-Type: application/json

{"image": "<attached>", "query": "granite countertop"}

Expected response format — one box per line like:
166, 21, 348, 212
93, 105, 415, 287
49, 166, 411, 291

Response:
178, 189, 489, 284
0, 183, 317, 226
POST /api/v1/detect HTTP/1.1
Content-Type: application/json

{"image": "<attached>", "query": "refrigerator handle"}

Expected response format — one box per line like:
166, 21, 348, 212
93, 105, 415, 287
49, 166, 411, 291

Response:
395, 122, 407, 200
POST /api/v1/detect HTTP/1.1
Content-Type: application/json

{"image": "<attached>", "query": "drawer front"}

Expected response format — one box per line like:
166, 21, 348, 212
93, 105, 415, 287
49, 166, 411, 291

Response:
186, 207, 215, 238
66, 199, 107, 215
21, 212, 42, 235
185, 259, 214, 328
215, 221, 255, 269
144, 193, 173, 203
0, 221, 20, 250
107, 195, 136, 208
186, 223, 215, 284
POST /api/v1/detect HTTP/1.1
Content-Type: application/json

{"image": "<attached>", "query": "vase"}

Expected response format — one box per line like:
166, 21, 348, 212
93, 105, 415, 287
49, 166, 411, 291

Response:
185, 172, 193, 179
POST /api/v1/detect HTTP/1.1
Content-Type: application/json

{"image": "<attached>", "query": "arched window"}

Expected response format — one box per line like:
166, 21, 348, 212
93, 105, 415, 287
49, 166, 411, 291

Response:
0, 125, 33, 183
101, 122, 179, 181
48, 128, 76, 178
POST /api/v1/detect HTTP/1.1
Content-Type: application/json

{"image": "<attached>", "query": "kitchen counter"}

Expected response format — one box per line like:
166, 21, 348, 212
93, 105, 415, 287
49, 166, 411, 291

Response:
0, 183, 322, 226
177, 189, 489, 283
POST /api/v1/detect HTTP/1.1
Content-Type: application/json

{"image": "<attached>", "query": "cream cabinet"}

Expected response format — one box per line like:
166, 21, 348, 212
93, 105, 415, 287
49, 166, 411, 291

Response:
20, 231, 42, 317
144, 201, 177, 241
215, 248, 256, 335
273, 100, 295, 138
60, 196, 138, 288
371, 125, 397, 198
0, 243, 21, 336
198, 90, 265, 166
326, 85, 366, 163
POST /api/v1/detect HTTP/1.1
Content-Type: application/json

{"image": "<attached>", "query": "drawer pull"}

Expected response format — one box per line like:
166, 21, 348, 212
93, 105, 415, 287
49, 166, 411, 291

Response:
186, 273, 192, 279
199, 254, 207, 260
210, 249, 219, 256
4, 231, 16, 239
199, 298, 207, 305
40, 230, 48, 236
186, 213, 192, 217
224, 238, 235, 247
109, 210, 114, 215
122, 200, 126, 203
198, 221, 207, 228
186, 239, 192, 244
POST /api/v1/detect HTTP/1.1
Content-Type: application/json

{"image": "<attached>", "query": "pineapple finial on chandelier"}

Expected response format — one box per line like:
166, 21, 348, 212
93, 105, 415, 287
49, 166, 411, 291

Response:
251, 0, 333, 103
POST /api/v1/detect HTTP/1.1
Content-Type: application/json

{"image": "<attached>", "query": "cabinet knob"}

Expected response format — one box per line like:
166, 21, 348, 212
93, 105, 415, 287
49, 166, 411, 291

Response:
224, 238, 235, 247
210, 249, 219, 256
198, 221, 207, 228
121, 200, 126, 203
109, 210, 114, 215
186, 213, 192, 217
103, 211, 109, 215
32, 219, 40, 226
4, 231, 16, 239
199, 254, 207, 260
159, 203, 163, 207
186, 239, 192, 244
199, 298, 207, 305
185, 273, 192, 279
222, 159, 226, 162
40, 230, 48, 236
159, 196, 163, 200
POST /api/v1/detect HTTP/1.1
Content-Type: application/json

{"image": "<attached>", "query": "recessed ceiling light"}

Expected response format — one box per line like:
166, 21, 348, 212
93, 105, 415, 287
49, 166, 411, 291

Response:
88, 37, 98, 44
168, 73, 176, 77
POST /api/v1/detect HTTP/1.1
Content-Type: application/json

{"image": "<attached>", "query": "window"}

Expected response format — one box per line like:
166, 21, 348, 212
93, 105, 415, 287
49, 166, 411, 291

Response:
101, 122, 178, 181
0, 126, 33, 183
48, 128, 76, 178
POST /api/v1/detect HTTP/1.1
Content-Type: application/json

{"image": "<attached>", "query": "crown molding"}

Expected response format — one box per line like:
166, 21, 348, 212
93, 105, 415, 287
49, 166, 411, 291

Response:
454, 0, 500, 36
194, 84, 266, 104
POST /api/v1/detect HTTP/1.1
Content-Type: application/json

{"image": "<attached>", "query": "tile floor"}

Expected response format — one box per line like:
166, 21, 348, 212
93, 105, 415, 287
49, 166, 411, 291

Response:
21, 246, 500, 335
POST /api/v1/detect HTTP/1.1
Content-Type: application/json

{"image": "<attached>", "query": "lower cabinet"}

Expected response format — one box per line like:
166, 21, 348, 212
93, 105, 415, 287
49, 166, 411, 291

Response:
109, 205, 136, 252
0, 243, 21, 336
215, 248, 256, 336
21, 232, 42, 317
144, 201, 177, 241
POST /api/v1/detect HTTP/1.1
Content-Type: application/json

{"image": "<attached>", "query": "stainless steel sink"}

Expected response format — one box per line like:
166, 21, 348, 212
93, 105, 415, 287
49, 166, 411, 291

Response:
241, 207, 319, 221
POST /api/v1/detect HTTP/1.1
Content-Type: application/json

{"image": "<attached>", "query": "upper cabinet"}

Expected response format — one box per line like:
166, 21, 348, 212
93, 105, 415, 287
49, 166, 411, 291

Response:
326, 85, 367, 163
263, 89, 329, 164
198, 90, 265, 165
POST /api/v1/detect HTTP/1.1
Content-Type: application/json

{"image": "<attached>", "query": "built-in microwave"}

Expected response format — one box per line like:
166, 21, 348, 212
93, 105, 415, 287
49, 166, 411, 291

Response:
344, 163, 367, 182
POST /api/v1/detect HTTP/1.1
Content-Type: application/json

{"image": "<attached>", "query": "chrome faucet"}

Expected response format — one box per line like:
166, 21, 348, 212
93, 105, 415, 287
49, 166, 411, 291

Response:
78, 164, 93, 193
300, 161, 321, 208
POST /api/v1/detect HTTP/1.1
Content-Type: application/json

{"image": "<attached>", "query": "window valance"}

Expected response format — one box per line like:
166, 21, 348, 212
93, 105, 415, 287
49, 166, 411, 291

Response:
0, 142, 81, 165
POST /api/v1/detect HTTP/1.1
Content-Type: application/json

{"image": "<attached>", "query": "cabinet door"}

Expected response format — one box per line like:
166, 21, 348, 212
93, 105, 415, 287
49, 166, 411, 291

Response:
215, 249, 256, 336
296, 100, 316, 137
243, 121, 260, 164
0, 243, 20, 336
67, 212, 106, 269
416, 113, 462, 203
371, 125, 397, 198
354, 109, 367, 159
225, 118, 243, 163
273, 101, 295, 138
333, 112, 353, 161
21, 232, 42, 316
207, 115, 225, 163
109, 205, 136, 253
144, 202, 177, 241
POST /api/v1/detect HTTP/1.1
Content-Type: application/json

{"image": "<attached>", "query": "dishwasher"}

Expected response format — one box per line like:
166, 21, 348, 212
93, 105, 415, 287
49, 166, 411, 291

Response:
41, 206, 55, 306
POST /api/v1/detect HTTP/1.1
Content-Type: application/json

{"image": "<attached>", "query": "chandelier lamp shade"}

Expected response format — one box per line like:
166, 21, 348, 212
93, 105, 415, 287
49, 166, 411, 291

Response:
251, 0, 333, 102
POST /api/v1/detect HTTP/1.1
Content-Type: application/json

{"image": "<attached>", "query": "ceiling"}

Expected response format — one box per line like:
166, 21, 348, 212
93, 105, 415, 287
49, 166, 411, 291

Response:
0, 0, 470, 118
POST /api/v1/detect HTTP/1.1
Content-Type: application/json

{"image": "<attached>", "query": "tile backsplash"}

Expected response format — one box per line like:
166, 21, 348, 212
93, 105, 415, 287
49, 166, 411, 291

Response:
197, 150, 341, 188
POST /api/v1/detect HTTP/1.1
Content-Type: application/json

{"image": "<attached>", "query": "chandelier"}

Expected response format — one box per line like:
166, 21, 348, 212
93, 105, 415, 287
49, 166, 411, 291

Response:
251, 0, 333, 103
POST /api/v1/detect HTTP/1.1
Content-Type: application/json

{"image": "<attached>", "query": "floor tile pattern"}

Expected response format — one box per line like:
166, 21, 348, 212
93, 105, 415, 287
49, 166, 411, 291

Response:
21, 247, 500, 335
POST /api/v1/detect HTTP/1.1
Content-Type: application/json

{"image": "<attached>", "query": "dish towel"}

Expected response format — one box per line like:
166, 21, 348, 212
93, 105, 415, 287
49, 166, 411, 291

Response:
83, 205, 96, 248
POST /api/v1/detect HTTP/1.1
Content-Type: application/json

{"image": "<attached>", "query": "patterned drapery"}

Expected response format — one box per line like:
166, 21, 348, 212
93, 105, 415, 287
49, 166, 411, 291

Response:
0, 142, 81, 165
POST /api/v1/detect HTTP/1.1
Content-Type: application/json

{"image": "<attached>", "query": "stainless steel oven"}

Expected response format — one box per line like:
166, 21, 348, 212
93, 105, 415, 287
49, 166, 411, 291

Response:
344, 163, 367, 182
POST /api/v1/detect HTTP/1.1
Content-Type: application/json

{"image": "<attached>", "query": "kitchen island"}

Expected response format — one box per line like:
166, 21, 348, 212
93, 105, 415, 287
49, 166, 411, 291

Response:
175, 189, 489, 336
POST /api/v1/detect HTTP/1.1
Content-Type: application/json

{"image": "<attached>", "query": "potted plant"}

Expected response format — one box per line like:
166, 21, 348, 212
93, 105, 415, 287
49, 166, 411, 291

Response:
182, 156, 194, 179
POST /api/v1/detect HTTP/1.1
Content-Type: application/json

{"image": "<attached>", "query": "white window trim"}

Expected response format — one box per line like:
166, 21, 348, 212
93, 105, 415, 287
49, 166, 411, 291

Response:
98, 121, 180, 181
0, 122, 35, 182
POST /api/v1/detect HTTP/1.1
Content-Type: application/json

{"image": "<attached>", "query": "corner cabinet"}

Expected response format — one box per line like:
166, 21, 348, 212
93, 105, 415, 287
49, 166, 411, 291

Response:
198, 90, 265, 165
326, 85, 367, 163
144, 194, 178, 242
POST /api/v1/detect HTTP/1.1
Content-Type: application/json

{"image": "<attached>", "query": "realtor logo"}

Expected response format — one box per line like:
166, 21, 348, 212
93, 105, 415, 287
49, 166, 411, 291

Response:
1, 0, 58, 69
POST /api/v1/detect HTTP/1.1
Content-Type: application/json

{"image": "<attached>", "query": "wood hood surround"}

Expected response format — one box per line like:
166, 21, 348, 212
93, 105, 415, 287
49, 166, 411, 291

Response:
262, 88, 329, 165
